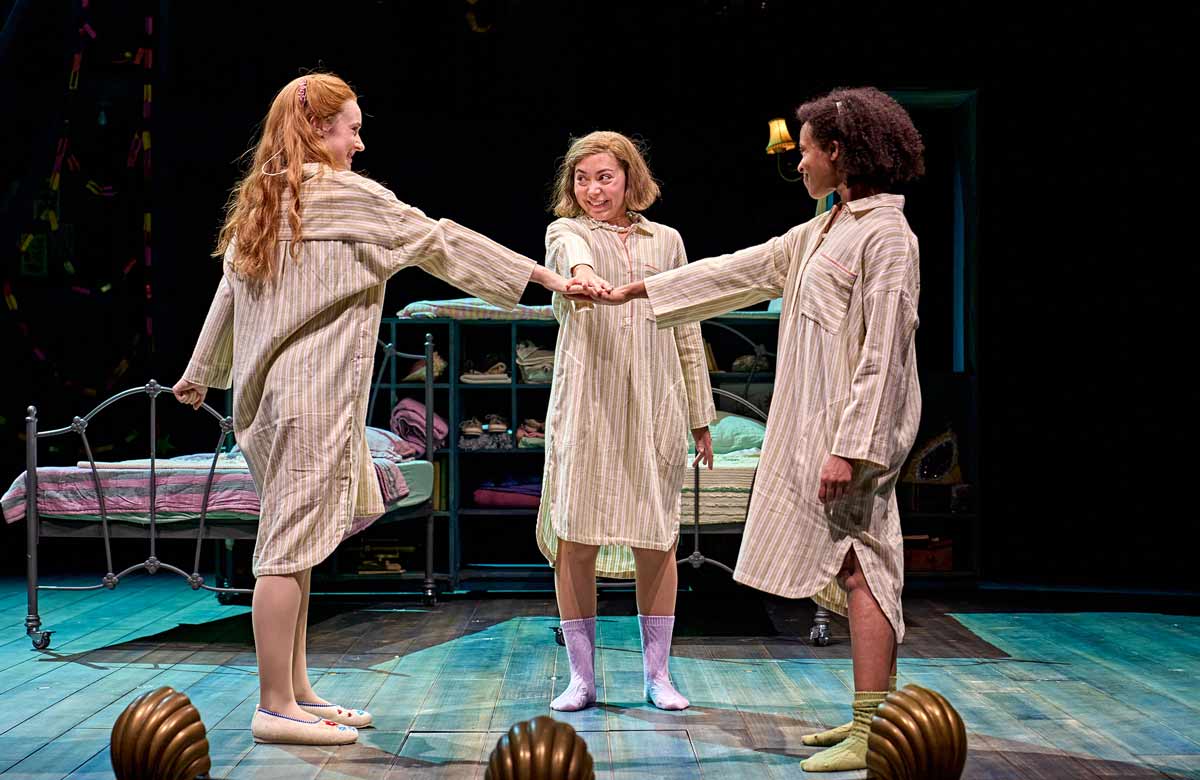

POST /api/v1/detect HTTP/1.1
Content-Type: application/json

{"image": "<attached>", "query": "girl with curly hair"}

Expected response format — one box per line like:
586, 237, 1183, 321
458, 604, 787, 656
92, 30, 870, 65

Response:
593, 87, 925, 772
171, 72, 578, 746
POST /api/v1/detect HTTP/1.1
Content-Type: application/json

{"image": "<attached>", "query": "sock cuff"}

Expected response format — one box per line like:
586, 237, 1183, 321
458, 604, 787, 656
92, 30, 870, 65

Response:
561, 616, 596, 630
638, 614, 675, 626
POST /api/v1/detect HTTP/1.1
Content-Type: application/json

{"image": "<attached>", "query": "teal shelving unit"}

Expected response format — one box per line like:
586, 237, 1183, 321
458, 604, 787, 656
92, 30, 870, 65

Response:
380, 308, 979, 594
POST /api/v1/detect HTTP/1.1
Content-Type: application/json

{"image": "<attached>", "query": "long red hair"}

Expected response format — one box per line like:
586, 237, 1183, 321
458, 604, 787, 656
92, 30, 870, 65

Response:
214, 73, 357, 281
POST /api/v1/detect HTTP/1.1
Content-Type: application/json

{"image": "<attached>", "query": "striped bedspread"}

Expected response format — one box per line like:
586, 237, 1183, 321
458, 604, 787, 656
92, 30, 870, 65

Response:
678, 449, 760, 525
2, 450, 411, 533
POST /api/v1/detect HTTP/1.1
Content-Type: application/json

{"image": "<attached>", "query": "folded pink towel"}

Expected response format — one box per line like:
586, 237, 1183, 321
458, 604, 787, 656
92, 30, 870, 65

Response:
389, 398, 448, 457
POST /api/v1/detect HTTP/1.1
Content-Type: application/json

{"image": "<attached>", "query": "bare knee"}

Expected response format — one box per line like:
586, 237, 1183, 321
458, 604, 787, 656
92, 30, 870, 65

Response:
840, 569, 869, 592
255, 571, 304, 588
631, 545, 673, 565
836, 548, 866, 592
558, 540, 599, 568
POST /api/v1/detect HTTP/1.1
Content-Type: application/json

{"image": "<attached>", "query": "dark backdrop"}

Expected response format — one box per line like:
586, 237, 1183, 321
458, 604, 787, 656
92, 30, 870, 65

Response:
1, 1, 1189, 587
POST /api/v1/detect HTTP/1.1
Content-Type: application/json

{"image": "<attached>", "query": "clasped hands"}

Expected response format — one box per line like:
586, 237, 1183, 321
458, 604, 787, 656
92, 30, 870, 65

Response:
561, 266, 642, 305
560, 263, 862, 498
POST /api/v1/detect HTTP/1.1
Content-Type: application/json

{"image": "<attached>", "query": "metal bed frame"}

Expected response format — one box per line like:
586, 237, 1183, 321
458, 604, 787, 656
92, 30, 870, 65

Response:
22, 334, 438, 650
676, 386, 835, 647
550, 314, 835, 648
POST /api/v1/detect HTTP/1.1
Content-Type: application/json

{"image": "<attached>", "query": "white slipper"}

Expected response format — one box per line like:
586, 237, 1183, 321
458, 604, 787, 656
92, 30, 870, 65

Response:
251, 707, 358, 745
298, 702, 374, 728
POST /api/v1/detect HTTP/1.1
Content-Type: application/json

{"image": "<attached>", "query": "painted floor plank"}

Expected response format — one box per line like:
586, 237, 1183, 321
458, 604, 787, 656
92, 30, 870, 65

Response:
384, 730, 490, 779
607, 729, 699, 779
0, 579, 1195, 779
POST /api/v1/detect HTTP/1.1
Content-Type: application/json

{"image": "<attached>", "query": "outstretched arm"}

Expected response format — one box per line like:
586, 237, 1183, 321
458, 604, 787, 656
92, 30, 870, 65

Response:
590, 225, 806, 328
175, 273, 233, 410
377, 188, 584, 308
668, 235, 717, 456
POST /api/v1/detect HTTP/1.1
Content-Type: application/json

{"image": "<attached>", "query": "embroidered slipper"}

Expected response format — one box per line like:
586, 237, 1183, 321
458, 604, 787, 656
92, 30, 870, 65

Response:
482, 414, 509, 433
298, 701, 374, 728
251, 707, 358, 745
461, 362, 511, 383
459, 417, 484, 436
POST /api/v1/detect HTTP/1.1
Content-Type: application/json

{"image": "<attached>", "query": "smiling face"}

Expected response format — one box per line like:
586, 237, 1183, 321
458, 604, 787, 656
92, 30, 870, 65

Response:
797, 122, 840, 200
321, 100, 365, 170
573, 152, 628, 224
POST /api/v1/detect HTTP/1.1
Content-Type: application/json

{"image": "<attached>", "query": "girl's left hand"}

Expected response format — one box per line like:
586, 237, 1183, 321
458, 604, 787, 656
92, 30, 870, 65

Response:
691, 426, 714, 469
818, 454, 853, 503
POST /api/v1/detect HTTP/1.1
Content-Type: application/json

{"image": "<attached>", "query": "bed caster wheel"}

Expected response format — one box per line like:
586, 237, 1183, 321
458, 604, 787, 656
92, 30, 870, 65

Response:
809, 624, 831, 647
216, 592, 235, 605
552, 626, 564, 646
30, 631, 52, 650
422, 591, 436, 607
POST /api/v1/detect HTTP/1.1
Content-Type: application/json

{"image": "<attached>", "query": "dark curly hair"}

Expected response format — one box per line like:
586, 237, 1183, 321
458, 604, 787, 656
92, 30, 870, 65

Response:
796, 87, 925, 190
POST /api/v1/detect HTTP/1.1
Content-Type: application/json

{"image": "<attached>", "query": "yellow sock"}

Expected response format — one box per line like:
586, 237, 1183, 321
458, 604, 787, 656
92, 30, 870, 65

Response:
801, 674, 896, 747
800, 690, 886, 773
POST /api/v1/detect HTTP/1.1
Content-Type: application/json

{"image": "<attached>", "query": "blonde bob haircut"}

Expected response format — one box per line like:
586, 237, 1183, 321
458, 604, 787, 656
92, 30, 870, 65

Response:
550, 131, 661, 218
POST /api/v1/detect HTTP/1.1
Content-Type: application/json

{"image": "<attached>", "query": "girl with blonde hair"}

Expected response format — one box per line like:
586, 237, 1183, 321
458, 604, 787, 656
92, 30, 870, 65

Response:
538, 131, 715, 712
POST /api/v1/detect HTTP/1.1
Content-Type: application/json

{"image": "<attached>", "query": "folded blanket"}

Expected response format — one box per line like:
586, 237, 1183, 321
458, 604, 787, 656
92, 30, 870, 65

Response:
473, 489, 540, 508
390, 398, 448, 456
398, 297, 555, 321
477, 477, 542, 496
458, 432, 514, 451
515, 342, 555, 383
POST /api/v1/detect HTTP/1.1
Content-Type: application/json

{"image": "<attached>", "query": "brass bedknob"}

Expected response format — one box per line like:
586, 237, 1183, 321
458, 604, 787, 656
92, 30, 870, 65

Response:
486, 715, 594, 780
867, 684, 968, 780
111, 686, 211, 780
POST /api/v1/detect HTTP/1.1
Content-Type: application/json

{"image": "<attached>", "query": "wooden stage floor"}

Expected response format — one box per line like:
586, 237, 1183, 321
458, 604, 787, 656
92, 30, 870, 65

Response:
0, 576, 1196, 779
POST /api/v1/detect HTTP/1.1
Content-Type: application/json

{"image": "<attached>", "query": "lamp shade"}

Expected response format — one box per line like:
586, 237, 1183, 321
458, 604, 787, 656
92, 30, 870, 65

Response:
765, 118, 795, 155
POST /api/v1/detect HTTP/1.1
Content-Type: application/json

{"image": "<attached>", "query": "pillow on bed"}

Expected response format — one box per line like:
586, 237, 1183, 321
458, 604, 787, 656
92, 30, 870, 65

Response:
367, 426, 418, 462
231, 427, 415, 461
688, 412, 767, 454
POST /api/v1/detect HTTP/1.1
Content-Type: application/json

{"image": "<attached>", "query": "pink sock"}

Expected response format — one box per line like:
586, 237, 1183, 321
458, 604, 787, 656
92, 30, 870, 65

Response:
551, 617, 596, 712
639, 614, 689, 710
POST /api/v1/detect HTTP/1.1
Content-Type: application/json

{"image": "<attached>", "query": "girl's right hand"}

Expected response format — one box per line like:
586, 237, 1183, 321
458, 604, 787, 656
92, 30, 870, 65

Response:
571, 265, 613, 297
172, 378, 207, 410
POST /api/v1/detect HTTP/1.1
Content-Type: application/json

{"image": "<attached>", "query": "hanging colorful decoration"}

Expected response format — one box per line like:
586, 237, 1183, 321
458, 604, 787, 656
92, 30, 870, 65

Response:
5, 1, 158, 448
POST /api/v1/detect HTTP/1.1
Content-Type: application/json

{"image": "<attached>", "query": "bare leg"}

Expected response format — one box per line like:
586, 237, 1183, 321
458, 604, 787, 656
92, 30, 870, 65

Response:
291, 569, 324, 704
840, 547, 895, 692
632, 544, 687, 710
631, 544, 678, 616
252, 571, 311, 720
284, 569, 374, 727
555, 539, 599, 620
551, 539, 600, 711
801, 547, 894, 771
